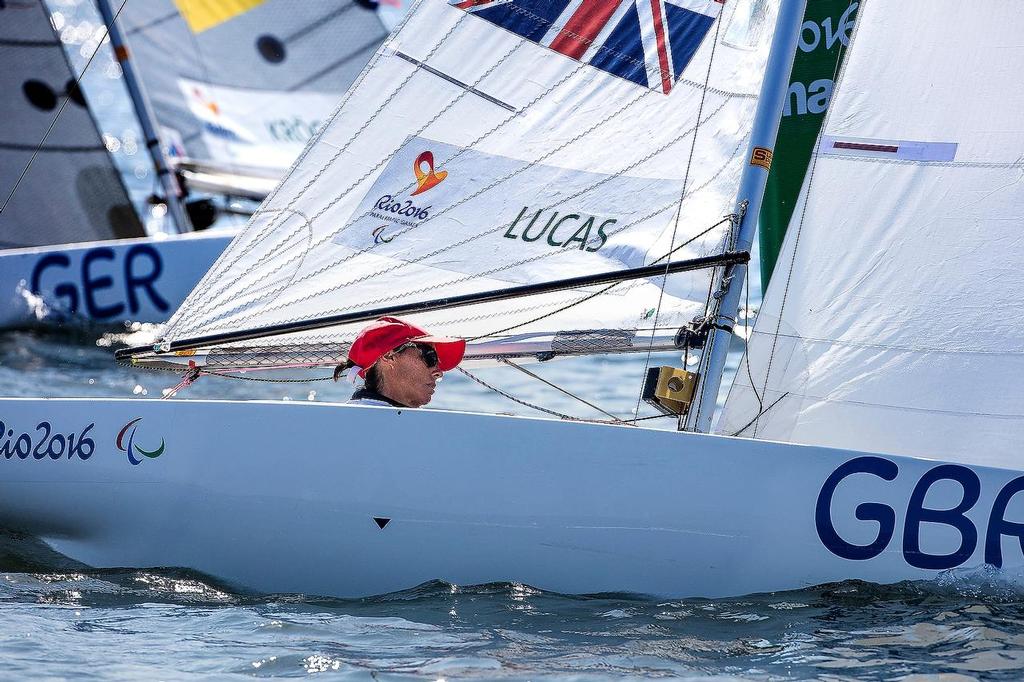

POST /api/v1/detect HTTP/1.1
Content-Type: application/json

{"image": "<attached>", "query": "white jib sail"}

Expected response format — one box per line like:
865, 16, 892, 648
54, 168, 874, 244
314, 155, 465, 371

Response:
0, 0, 143, 249
156, 0, 779, 367
118, 0, 397, 172
717, 0, 1024, 468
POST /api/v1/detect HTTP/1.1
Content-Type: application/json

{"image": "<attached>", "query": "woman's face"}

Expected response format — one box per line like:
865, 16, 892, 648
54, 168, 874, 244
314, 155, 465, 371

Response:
379, 344, 442, 407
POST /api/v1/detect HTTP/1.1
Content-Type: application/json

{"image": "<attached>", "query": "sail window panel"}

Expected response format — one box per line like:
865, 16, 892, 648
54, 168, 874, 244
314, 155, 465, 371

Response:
717, 0, 1024, 467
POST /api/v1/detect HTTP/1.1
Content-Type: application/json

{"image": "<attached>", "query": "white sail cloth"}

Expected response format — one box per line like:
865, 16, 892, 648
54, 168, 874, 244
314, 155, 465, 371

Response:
717, 0, 1024, 468
158, 0, 779, 361
118, 0, 394, 171
0, 0, 142, 249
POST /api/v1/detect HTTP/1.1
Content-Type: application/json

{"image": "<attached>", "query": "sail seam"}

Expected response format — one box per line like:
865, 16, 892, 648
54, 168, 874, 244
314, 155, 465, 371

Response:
172, 2, 703, 333
175, 96, 737, 336
750, 0, 863, 438
747, 329, 1024, 356
164, 0, 411, 331
810, 154, 1024, 169
168, 11, 480, 333
731, 387, 1024, 421
181, 183, 727, 337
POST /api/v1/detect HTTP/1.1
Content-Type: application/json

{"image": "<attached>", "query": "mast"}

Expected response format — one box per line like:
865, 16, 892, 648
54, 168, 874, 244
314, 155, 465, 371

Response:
95, 0, 191, 235
687, 0, 808, 433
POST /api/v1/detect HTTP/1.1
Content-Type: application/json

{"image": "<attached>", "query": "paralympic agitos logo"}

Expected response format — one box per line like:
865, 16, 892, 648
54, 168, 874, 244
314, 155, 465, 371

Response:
116, 417, 166, 465
369, 150, 447, 242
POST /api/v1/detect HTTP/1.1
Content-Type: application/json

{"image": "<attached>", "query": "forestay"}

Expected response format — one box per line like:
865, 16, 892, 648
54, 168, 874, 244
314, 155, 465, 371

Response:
717, 0, 1024, 468
0, 0, 142, 249
149, 0, 780, 369
117, 0, 395, 172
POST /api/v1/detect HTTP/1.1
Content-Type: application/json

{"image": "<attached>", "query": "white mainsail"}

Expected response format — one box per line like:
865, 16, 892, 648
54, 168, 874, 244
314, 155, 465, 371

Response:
118, 0, 398, 172
717, 0, 1024, 467
0, 0, 143, 249
148, 0, 780, 368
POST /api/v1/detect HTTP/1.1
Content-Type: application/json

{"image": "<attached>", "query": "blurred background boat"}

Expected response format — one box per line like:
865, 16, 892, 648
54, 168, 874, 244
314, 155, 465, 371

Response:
0, 0, 409, 331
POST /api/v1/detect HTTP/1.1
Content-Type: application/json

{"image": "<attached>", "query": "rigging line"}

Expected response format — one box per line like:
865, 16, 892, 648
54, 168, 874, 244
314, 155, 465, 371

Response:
189, 137, 742, 335
316, 51, 658, 243
180, 4, 737, 333
178, 16, 674, 329
684, 209, 735, 430
754, 0, 860, 439
729, 391, 789, 437
308, 50, 674, 257
289, 35, 385, 91
170, 11, 479, 332
456, 367, 584, 421
172, 32, 531, 334
187, 97, 737, 335
127, 253, 749, 358
283, 2, 359, 44
124, 10, 176, 35
499, 358, 624, 422
633, 8, 725, 422
742, 265, 764, 417
466, 216, 732, 342
187, 191, 731, 339
0, 0, 127, 218
176, 32, 745, 335
205, 54, 633, 315
200, 369, 334, 383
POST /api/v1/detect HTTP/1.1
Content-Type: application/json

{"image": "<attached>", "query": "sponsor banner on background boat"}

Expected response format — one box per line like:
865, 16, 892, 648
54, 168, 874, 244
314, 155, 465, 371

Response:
178, 78, 340, 170
333, 136, 684, 283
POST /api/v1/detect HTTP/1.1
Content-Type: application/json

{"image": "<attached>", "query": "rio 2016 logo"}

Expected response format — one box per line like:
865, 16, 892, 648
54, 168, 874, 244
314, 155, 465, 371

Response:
368, 150, 448, 244
116, 417, 165, 466
411, 150, 447, 196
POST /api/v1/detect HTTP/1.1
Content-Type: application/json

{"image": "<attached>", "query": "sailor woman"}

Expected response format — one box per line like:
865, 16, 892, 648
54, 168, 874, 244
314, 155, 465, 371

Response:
334, 316, 466, 408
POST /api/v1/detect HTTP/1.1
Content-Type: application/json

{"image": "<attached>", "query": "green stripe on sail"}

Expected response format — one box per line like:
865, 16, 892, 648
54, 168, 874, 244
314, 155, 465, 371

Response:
759, 0, 858, 289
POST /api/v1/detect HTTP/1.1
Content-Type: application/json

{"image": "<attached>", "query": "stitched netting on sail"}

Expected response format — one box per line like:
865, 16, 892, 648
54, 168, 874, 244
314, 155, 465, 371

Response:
124, 0, 778, 373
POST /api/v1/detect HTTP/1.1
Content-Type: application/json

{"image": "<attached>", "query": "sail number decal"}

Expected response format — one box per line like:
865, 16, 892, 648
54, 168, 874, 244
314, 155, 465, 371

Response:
29, 244, 169, 320
0, 420, 95, 461
817, 456, 1024, 570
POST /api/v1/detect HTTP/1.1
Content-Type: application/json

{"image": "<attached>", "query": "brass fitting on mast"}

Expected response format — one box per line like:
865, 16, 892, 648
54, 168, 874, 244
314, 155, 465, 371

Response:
642, 366, 699, 416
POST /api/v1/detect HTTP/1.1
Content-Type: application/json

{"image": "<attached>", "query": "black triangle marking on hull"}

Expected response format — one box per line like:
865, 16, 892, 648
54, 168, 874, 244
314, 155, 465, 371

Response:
373, 517, 390, 530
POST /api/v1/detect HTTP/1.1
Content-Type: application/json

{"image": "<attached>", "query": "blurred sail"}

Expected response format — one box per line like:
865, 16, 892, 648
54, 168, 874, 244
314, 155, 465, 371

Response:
717, 0, 1024, 468
0, 0, 142, 249
148, 0, 779, 368
118, 0, 397, 172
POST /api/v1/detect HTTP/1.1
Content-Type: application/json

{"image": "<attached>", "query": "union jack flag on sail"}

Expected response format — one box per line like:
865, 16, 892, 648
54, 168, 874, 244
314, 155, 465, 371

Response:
449, 0, 725, 94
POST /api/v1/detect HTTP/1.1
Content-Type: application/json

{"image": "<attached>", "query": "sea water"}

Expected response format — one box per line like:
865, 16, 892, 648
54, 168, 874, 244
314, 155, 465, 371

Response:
4, 331, 1024, 680
5, 3, 1024, 679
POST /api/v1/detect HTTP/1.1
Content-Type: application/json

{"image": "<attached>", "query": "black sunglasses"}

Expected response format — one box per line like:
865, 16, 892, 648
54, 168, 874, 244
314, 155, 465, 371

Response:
396, 342, 439, 369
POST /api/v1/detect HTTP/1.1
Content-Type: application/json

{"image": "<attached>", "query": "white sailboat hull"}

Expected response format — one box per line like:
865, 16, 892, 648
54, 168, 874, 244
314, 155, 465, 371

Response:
0, 231, 233, 330
2, 397, 1023, 597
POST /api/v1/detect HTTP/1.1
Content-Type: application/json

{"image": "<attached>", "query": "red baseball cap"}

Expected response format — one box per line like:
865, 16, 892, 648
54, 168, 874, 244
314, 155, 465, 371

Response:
347, 316, 466, 378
